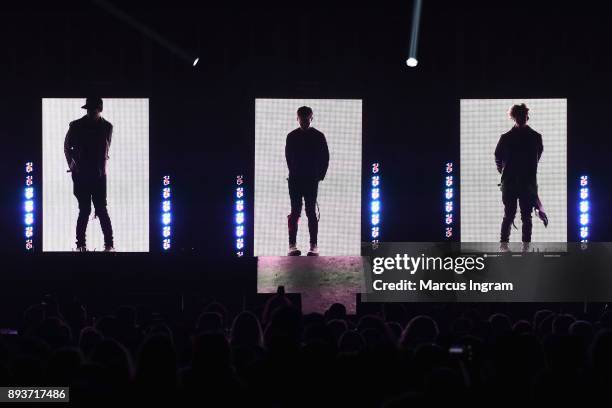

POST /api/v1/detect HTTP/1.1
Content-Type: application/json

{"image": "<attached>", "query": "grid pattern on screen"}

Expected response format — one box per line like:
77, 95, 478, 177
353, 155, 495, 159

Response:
460, 99, 567, 243
255, 99, 362, 256
42, 98, 149, 252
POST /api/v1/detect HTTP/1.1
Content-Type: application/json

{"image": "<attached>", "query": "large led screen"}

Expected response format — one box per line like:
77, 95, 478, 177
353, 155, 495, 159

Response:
255, 99, 362, 256
460, 99, 567, 245
42, 98, 149, 252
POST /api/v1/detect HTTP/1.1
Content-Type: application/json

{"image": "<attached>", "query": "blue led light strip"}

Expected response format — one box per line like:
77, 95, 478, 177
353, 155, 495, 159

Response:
24, 162, 34, 251
235, 175, 245, 257
444, 162, 454, 239
162, 175, 172, 251
579, 175, 590, 242
370, 163, 380, 245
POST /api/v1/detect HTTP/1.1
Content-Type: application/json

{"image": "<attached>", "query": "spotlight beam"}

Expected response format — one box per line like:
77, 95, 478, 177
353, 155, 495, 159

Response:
407, 0, 423, 67
92, 0, 198, 65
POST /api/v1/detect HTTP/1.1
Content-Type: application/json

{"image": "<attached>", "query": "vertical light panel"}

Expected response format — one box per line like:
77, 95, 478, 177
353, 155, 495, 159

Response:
254, 99, 362, 256
42, 98, 149, 252
235, 175, 245, 257
445, 162, 454, 239
370, 163, 380, 245
162, 175, 171, 251
24, 162, 34, 251
460, 99, 567, 244
579, 175, 590, 242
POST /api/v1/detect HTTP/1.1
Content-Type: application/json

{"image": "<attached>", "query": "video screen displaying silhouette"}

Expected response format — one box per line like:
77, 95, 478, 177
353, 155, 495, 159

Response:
42, 98, 149, 252
254, 99, 362, 256
460, 99, 567, 244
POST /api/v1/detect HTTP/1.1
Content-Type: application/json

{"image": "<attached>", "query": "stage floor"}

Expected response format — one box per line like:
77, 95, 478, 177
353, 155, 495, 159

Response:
257, 256, 365, 314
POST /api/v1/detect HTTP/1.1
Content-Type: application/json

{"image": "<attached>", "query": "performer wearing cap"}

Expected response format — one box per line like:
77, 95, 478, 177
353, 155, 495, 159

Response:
64, 97, 114, 252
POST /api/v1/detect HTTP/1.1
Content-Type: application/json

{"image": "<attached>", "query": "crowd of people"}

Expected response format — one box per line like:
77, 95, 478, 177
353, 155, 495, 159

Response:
1, 294, 612, 405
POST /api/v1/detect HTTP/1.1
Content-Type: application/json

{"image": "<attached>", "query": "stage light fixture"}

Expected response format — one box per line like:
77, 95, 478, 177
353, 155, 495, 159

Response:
407, 0, 423, 68
162, 175, 172, 251
371, 200, 380, 213
372, 227, 379, 239
444, 162, 455, 239
235, 175, 245, 257
93, 0, 198, 67
236, 212, 245, 225
370, 163, 381, 245
371, 188, 380, 200
24, 162, 34, 251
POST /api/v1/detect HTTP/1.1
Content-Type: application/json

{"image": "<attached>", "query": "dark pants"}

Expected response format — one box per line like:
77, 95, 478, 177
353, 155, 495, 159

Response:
287, 177, 319, 246
500, 182, 535, 243
73, 174, 114, 247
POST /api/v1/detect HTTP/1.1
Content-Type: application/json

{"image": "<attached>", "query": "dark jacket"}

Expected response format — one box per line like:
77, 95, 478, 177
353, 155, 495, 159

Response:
64, 116, 113, 178
285, 127, 329, 181
494, 125, 543, 186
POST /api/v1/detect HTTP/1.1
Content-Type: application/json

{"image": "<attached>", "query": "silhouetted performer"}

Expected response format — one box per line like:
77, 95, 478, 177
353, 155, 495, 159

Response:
64, 97, 114, 252
495, 103, 547, 252
285, 106, 329, 256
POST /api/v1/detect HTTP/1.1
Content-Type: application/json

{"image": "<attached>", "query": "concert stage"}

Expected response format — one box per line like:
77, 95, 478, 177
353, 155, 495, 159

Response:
1, 252, 608, 333
0, 253, 366, 328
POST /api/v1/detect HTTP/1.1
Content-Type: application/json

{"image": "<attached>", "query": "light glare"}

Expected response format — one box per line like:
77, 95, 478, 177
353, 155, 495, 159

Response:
406, 57, 418, 67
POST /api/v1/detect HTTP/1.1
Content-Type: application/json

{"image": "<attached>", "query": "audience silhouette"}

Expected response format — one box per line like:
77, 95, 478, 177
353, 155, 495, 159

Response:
0, 296, 610, 404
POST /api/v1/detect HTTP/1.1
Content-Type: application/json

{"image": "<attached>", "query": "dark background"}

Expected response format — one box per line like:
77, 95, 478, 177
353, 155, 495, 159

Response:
1, 0, 609, 255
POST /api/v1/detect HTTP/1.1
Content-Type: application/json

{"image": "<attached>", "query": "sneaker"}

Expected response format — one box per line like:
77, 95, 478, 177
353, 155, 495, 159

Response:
521, 242, 531, 253
103, 245, 115, 252
307, 244, 319, 256
287, 245, 301, 256
499, 242, 511, 253
76, 246, 87, 253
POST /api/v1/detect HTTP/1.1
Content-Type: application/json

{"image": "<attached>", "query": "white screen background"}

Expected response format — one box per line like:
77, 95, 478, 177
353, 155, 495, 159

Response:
255, 99, 362, 256
42, 98, 149, 252
460, 99, 567, 243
